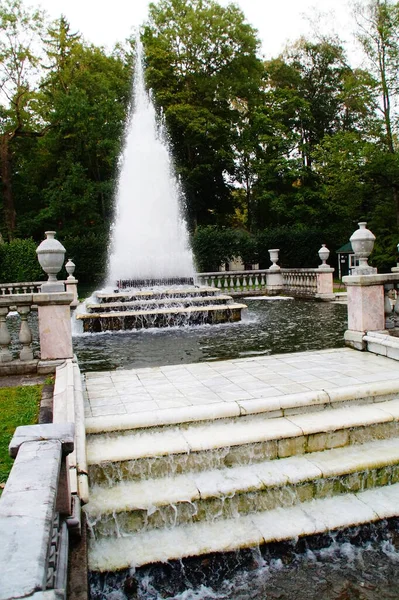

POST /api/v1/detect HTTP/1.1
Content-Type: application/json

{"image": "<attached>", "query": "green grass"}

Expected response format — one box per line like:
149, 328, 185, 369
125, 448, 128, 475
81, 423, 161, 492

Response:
0, 385, 42, 490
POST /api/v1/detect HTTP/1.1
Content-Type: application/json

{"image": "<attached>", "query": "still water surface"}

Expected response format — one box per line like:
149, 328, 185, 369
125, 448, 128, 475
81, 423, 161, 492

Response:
73, 299, 347, 372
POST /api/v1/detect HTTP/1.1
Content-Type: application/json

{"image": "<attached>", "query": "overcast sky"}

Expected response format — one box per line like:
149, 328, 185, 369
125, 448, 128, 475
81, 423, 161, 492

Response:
34, 0, 362, 65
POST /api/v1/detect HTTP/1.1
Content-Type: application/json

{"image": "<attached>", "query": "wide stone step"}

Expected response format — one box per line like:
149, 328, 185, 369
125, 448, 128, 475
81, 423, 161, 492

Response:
86, 399, 399, 485
77, 302, 246, 332
87, 481, 399, 571
86, 295, 234, 313
96, 287, 220, 303
84, 437, 399, 537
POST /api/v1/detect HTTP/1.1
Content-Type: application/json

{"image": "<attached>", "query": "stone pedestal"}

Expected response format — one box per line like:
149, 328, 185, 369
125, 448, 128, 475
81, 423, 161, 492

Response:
343, 274, 390, 350
65, 277, 79, 308
315, 268, 334, 301
266, 271, 284, 295
33, 292, 74, 361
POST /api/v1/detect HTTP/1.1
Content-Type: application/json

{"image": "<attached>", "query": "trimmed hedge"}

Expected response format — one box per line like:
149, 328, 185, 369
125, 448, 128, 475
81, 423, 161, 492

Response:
62, 233, 109, 285
0, 239, 44, 283
192, 226, 348, 272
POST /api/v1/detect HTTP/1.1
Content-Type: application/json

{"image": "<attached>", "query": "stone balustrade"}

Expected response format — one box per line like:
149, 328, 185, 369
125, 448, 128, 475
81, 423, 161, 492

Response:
197, 267, 334, 300
0, 423, 75, 600
0, 280, 44, 295
0, 291, 74, 375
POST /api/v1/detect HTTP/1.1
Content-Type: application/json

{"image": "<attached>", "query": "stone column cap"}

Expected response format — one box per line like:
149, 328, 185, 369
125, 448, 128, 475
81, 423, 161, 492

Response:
9, 423, 75, 458
33, 292, 74, 305
343, 273, 399, 286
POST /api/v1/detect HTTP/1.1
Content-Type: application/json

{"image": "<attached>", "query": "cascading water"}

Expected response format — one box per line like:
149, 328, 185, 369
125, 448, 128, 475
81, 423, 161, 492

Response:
106, 37, 195, 285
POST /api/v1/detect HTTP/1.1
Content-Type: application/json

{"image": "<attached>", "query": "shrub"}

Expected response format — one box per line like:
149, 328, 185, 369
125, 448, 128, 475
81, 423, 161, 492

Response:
62, 232, 109, 285
192, 226, 241, 271
0, 238, 43, 283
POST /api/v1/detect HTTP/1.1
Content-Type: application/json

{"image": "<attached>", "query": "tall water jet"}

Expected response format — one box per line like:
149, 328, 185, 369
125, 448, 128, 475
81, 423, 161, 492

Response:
76, 36, 246, 332
106, 37, 195, 285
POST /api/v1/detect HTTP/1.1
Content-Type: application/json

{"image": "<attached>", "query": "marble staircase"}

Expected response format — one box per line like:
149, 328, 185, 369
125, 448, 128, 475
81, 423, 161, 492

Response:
84, 380, 399, 572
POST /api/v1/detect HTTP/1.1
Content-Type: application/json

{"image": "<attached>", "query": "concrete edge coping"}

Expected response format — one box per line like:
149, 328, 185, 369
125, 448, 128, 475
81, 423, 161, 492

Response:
364, 332, 399, 349
53, 359, 89, 503
9, 423, 75, 459
85, 379, 399, 434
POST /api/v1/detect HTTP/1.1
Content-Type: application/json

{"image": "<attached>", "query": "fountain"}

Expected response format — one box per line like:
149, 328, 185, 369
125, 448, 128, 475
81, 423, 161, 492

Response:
77, 38, 399, 600
76, 38, 246, 333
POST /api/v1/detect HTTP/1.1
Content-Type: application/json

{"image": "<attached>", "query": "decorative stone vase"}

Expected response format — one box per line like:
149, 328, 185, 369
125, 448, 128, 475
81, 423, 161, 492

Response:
36, 231, 66, 292
349, 222, 376, 274
65, 258, 76, 280
318, 244, 330, 269
268, 248, 280, 271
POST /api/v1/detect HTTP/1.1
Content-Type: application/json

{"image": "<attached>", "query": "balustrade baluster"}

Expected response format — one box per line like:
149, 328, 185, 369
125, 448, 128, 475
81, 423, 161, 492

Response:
395, 285, 399, 328
223, 276, 229, 292
210, 276, 215, 288
235, 275, 241, 291
17, 305, 33, 361
217, 275, 222, 289
254, 275, 259, 290
248, 275, 253, 289
260, 274, 265, 288
242, 275, 248, 290
229, 275, 234, 292
384, 284, 395, 329
0, 307, 12, 362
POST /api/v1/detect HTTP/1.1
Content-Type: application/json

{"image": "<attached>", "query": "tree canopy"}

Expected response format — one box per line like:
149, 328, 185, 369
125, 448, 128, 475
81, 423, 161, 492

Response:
1, 0, 399, 281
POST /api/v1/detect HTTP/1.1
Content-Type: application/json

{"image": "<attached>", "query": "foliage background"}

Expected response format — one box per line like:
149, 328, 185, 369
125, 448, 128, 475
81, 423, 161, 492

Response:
1, 0, 399, 282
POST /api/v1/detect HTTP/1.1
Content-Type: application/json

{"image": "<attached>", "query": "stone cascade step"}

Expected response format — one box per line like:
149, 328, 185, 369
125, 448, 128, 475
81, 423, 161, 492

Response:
86, 398, 399, 486
84, 352, 399, 572
77, 302, 247, 332
96, 287, 220, 303
85, 295, 234, 313
84, 437, 399, 540
88, 482, 399, 571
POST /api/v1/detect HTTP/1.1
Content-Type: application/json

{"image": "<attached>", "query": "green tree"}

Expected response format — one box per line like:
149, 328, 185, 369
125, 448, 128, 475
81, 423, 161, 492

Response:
0, 0, 45, 239
355, 0, 399, 223
16, 17, 131, 240
142, 0, 263, 228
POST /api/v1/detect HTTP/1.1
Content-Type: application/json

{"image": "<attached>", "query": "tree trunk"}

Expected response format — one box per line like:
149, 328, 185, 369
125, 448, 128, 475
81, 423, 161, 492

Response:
0, 134, 16, 240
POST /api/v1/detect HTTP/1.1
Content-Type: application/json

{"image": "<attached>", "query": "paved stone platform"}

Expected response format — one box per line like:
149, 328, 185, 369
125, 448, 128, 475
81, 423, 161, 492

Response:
83, 348, 399, 420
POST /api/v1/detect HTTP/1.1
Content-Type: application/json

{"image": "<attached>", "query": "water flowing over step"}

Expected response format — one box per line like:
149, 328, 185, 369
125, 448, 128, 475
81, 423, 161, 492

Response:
77, 286, 246, 332
84, 386, 399, 572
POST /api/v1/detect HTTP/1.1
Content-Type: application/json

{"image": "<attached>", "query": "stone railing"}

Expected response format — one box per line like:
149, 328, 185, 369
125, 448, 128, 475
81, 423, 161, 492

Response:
197, 269, 267, 294
0, 280, 44, 295
197, 267, 334, 300
0, 292, 74, 375
0, 423, 74, 600
282, 269, 318, 297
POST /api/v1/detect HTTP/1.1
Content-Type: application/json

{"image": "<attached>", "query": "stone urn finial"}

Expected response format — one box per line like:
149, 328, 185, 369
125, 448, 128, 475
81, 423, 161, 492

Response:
268, 249, 280, 272
349, 222, 376, 275
65, 258, 76, 281
318, 244, 330, 269
36, 231, 66, 292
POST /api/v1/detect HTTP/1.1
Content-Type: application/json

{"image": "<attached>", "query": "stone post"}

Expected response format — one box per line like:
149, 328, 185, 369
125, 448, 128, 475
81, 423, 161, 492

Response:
33, 292, 74, 367
315, 244, 335, 301
65, 259, 79, 308
266, 248, 283, 295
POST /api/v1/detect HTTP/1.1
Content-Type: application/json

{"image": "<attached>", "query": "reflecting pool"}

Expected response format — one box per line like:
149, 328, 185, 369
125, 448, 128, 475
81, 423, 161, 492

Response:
73, 299, 347, 372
